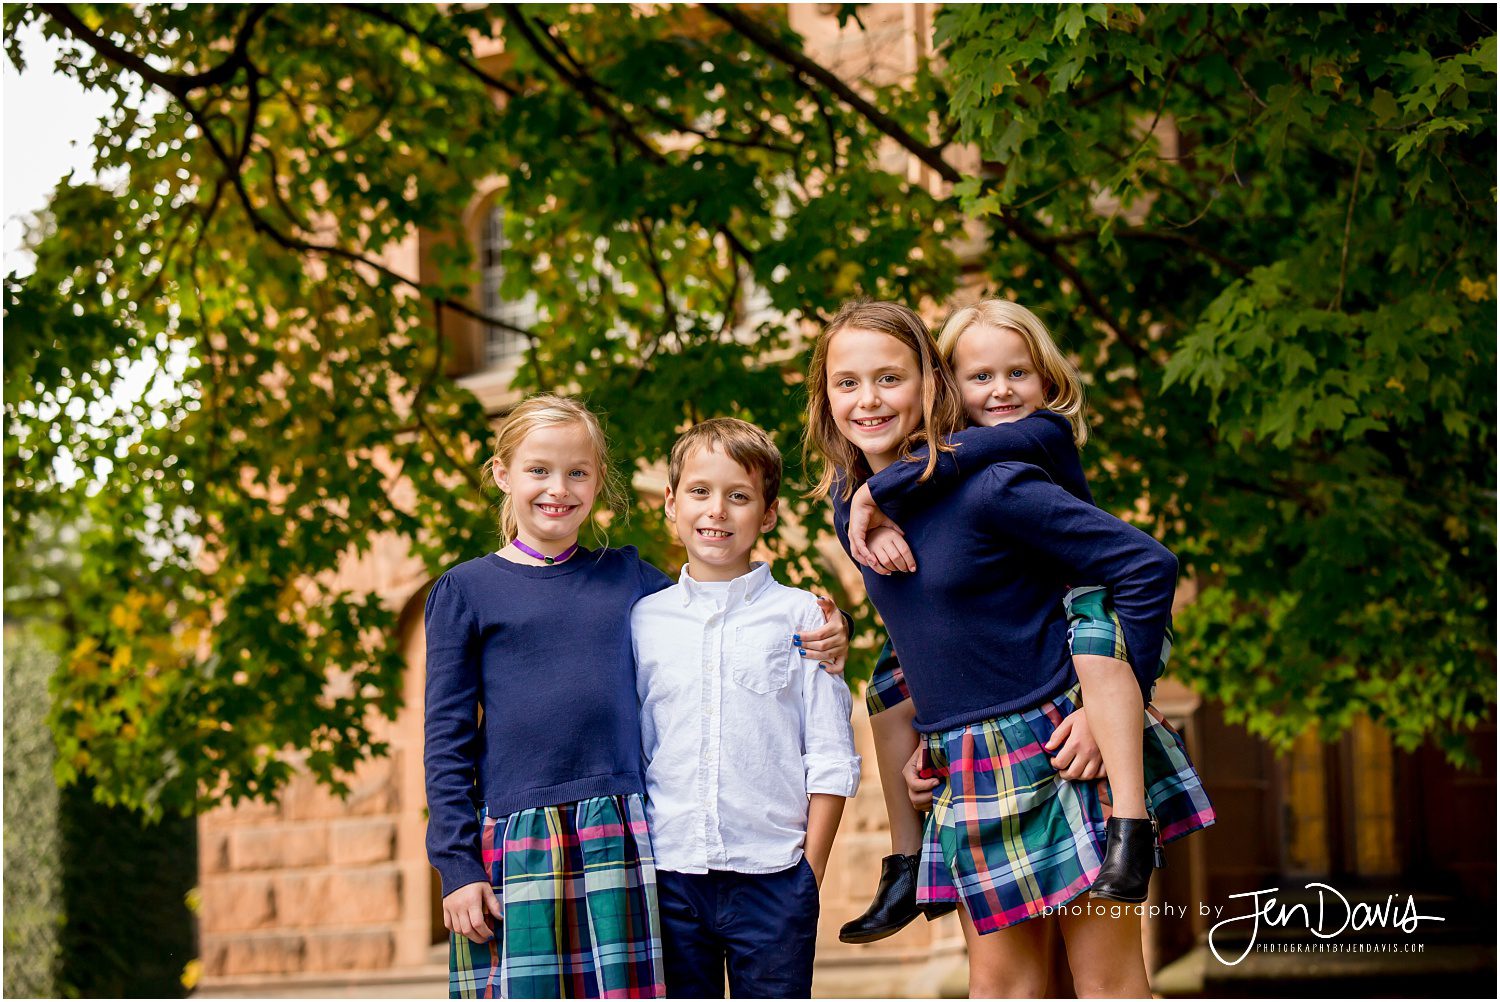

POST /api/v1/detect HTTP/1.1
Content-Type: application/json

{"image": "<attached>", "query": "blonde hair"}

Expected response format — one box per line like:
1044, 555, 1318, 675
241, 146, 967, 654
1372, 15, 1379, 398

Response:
803, 300, 964, 501
481, 394, 627, 544
668, 418, 783, 505
937, 299, 1089, 447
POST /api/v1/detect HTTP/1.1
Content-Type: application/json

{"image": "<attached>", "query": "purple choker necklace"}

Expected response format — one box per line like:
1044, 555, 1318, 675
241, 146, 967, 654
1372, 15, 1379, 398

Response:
510, 539, 579, 565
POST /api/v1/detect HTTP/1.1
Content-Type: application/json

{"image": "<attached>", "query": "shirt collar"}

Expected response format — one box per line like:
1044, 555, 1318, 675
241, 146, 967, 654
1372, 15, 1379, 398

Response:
678, 561, 774, 608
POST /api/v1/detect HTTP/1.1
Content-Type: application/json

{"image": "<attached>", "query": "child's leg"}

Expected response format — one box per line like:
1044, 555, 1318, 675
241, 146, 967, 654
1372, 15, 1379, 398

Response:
722, 863, 819, 998
958, 904, 1052, 999
657, 870, 727, 998
1057, 900, 1151, 997
1072, 654, 1147, 819
871, 699, 925, 853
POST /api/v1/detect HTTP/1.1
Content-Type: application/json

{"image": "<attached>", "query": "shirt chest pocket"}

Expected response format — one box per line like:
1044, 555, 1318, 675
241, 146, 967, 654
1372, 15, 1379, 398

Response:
730, 626, 795, 694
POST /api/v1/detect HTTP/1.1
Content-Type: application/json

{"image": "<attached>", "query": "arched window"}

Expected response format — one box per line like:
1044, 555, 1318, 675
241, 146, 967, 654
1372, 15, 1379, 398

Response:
479, 201, 538, 368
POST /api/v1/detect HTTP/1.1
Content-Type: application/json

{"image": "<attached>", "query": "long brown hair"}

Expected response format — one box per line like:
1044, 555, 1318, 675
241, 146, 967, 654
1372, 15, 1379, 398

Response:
803, 300, 963, 501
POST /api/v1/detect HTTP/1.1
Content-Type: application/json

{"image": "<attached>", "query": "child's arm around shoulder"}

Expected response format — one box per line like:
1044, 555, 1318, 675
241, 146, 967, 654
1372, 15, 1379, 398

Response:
868, 410, 1076, 519
848, 412, 1078, 572
795, 594, 861, 886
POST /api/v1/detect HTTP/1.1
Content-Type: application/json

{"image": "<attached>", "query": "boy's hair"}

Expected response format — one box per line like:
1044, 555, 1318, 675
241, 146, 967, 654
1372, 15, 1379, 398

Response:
668, 418, 783, 506
937, 299, 1089, 447
481, 393, 627, 543
803, 299, 963, 502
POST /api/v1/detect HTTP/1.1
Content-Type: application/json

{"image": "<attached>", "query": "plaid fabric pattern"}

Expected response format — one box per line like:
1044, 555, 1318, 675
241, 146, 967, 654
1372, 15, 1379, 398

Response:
864, 638, 912, 716
1064, 585, 1174, 678
916, 684, 1214, 934
450, 793, 665, 999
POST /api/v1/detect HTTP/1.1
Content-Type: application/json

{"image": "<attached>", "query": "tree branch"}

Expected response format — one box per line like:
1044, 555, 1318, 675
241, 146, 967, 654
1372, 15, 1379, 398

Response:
1048, 227, 1251, 277
702, 3, 960, 184
38, 4, 267, 98
1329, 146, 1366, 311
342, 3, 520, 99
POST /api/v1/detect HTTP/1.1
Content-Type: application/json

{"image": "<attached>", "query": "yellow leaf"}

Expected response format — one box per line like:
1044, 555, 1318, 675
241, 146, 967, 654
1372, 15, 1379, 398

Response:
111, 645, 134, 671
110, 600, 142, 633
1458, 275, 1495, 302
1385, 377, 1405, 391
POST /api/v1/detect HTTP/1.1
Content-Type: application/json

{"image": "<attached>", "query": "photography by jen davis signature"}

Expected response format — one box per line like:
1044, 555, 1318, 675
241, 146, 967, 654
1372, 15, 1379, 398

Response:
1207, 884, 1446, 967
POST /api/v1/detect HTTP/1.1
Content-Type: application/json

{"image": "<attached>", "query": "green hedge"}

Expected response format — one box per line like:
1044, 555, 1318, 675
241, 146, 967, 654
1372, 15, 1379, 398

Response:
3, 624, 197, 997
3, 625, 63, 997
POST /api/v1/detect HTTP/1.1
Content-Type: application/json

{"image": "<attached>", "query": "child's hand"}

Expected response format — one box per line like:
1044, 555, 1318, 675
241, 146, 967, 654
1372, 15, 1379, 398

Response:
443, 880, 502, 944
848, 483, 915, 574
1044, 708, 1105, 781
798, 596, 849, 675
864, 527, 916, 576
902, 744, 939, 811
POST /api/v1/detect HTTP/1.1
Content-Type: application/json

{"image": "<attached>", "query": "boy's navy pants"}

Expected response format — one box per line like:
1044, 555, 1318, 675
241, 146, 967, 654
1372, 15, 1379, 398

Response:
657, 859, 820, 998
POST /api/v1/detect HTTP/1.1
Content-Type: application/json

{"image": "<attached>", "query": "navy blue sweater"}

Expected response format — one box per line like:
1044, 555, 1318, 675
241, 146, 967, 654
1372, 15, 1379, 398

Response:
834, 461, 1177, 732
869, 410, 1093, 514
423, 547, 672, 895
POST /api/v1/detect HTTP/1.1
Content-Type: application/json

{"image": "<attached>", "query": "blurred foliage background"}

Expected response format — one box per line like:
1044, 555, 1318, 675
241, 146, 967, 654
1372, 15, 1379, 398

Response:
3, 0, 1494, 841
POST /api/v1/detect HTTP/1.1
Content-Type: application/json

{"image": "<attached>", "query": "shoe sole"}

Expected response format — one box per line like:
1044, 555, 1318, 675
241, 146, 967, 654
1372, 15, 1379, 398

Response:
837, 915, 920, 944
1088, 889, 1148, 904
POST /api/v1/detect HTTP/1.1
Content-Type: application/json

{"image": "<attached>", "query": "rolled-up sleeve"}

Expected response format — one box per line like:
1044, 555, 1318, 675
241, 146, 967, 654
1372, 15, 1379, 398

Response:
799, 605, 861, 798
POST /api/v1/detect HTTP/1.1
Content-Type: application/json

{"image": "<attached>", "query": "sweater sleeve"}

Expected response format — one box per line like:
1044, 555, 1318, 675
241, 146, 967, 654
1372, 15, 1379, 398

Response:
629, 547, 675, 598
985, 463, 1178, 697
422, 574, 489, 897
868, 411, 1080, 522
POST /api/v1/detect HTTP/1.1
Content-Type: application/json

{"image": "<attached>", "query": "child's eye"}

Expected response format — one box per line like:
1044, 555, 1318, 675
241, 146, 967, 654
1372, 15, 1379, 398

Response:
878, 373, 901, 384
1010, 369, 1028, 379
690, 487, 709, 497
972, 372, 992, 383
835, 378, 857, 390
569, 469, 589, 479
730, 492, 749, 503
527, 467, 547, 476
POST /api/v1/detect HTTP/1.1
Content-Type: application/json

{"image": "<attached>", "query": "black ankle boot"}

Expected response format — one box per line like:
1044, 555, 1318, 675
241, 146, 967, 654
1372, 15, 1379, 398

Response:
839, 854, 923, 943
920, 899, 957, 920
1090, 816, 1161, 903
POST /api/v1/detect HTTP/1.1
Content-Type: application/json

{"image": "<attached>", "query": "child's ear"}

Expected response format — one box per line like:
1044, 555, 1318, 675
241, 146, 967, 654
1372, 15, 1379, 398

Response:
760, 498, 780, 534
492, 458, 510, 494
663, 485, 677, 523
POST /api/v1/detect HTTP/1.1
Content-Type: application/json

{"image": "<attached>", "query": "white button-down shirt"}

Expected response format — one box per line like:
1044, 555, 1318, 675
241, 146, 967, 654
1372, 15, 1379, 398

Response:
633, 562, 861, 874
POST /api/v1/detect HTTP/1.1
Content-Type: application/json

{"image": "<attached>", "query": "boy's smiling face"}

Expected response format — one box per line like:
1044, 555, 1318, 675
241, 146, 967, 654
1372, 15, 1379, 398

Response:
665, 444, 778, 582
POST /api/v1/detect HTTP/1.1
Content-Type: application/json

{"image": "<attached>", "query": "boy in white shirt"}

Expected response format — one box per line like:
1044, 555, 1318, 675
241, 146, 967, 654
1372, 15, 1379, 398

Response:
633, 418, 861, 999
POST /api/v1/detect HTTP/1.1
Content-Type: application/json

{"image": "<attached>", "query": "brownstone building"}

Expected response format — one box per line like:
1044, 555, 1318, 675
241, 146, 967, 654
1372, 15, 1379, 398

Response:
193, 6, 1495, 997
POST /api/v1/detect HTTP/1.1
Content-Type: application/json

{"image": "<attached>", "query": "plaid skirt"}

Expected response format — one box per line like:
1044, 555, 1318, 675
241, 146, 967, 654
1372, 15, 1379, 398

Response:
916, 684, 1215, 934
864, 638, 912, 715
1065, 585, 1174, 681
866, 586, 1169, 717
450, 793, 665, 999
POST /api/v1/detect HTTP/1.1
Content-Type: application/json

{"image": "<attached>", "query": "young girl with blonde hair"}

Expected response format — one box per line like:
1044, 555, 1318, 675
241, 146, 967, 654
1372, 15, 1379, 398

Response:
810, 301, 1213, 996
425, 393, 849, 999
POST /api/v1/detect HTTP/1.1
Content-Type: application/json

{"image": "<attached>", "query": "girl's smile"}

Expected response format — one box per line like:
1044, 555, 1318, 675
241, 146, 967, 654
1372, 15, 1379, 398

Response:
952, 323, 1049, 427
826, 328, 923, 473
494, 422, 601, 556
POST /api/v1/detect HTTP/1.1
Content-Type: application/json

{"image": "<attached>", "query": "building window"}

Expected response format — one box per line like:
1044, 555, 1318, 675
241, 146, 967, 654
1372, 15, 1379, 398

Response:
479, 202, 538, 369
